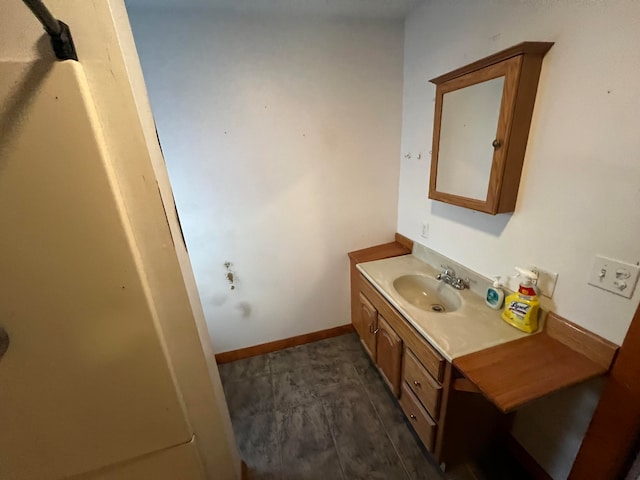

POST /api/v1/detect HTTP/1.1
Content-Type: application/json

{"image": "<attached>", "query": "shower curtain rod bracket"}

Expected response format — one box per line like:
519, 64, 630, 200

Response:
22, 0, 78, 61
49, 21, 78, 61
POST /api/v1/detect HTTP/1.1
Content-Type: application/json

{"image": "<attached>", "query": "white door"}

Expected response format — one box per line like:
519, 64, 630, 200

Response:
0, 61, 194, 479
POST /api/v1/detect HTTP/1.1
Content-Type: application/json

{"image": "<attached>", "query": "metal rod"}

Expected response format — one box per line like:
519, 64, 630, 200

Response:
21, 0, 78, 61
22, 0, 61, 36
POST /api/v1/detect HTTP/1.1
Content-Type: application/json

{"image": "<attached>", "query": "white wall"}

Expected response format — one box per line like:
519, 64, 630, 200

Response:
128, 9, 405, 353
400, 1, 640, 478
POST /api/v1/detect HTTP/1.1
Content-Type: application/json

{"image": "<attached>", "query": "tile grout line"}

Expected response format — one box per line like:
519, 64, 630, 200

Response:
353, 362, 415, 480
275, 341, 350, 480
267, 356, 285, 480
313, 341, 348, 480
319, 398, 348, 480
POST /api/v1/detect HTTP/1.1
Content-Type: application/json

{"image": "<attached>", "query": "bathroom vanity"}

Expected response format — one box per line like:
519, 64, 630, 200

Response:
348, 236, 618, 469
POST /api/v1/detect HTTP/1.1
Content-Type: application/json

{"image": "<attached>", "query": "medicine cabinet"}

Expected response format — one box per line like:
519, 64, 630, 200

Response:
428, 42, 553, 214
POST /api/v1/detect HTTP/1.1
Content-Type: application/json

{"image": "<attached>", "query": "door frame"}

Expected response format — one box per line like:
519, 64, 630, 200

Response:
569, 300, 640, 479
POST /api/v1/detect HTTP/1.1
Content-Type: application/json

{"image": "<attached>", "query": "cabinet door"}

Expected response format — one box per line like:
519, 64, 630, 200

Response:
376, 314, 403, 397
428, 43, 553, 214
356, 293, 378, 361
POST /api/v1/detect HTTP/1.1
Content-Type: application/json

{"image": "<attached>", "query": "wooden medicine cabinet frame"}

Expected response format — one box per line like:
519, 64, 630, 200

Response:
428, 42, 553, 214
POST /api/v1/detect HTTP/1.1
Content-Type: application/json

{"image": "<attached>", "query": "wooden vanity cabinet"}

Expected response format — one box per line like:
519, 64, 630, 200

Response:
399, 382, 438, 451
352, 270, 504, 467
355, 293, 377, 361
403, 348, 443, 420
348, 241, 620, 473
347, 239, 480, 464
348, 238, 413, 398
354, 270, 448, 453
352, 289, 403, 396
354, 292, 403, 396
375, 314, 403, 396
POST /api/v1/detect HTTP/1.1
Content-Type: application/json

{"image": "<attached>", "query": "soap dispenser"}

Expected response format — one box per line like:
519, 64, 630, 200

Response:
485, 276, 505, 310
501, 268, 540, 333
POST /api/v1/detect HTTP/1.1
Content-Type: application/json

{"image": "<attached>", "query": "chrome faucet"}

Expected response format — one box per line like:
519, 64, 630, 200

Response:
435, 266, 469, 290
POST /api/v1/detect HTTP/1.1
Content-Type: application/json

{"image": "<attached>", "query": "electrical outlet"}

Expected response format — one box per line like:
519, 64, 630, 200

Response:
588, 255, 640, 299
529, 266, 559, 298
421, 222, 429, 239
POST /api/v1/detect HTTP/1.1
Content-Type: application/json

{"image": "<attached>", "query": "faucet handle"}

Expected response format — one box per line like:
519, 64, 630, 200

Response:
451, 277, 470, 290
440, 265, 455, 276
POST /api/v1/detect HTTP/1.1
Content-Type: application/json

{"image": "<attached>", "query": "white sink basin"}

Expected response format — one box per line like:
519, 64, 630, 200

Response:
357, 254, 532, 361
392, 274, 462, 313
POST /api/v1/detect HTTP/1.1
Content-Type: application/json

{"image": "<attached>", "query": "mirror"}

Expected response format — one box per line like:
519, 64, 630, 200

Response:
436, 76, 504, 201
428, 42, 553, 214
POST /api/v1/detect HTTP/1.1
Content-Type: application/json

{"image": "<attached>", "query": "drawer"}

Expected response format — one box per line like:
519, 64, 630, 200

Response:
399, 382, 437, 452
403, 348, 442, 419
413, 337, 446, 383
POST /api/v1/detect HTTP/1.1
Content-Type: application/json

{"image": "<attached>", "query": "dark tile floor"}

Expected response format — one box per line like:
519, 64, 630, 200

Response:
218, 333, 523, 480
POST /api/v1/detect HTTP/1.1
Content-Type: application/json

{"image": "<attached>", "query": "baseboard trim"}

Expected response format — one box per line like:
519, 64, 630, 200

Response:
215, 324, 355, 364
505, 435, 552, 480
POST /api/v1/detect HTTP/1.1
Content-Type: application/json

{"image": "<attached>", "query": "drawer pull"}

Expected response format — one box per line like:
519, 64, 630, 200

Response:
413, 380, 421, 387
410, 414, 417, 420
373, 328, 380, 335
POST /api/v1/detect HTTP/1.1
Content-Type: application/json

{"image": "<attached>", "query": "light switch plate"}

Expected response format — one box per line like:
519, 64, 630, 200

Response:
588, 255, 640, 299
421, 222, 429, 239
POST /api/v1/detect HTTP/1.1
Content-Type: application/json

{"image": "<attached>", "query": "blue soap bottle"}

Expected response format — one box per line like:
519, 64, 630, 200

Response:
486, 276, 505, 310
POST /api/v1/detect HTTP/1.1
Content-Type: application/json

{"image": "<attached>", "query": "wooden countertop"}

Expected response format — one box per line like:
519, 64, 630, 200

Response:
453, 313, 619, 413
348, 234, 412, 264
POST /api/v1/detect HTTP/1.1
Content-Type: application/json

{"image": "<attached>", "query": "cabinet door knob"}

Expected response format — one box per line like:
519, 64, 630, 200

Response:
413, 380, 421, 387
492, 139, 501, 148
0, 326, 9, 361
373, 328, 380, 335
410, 414, 417, 420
